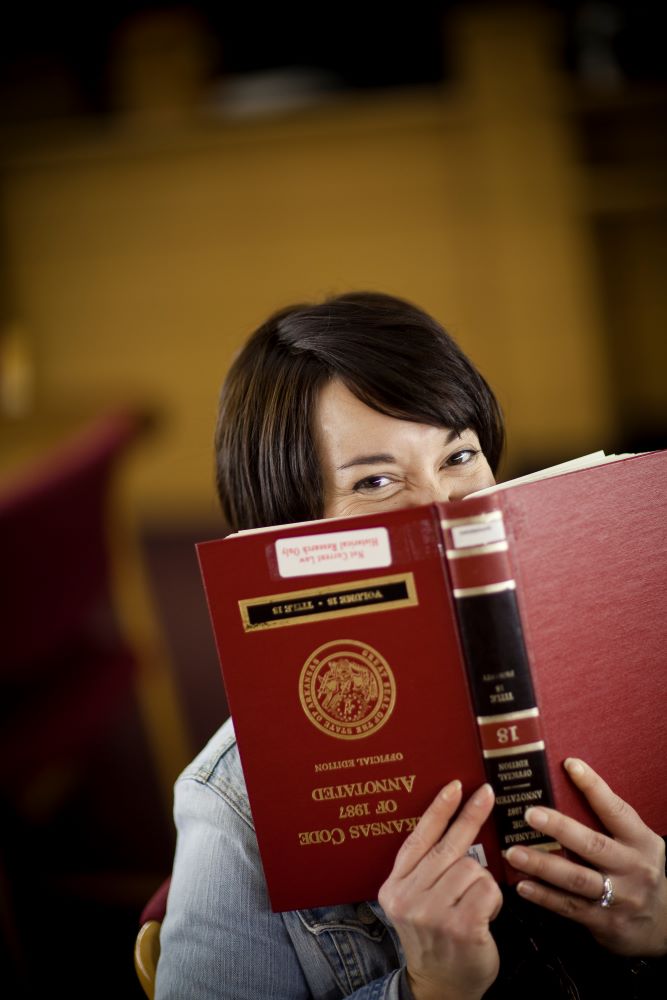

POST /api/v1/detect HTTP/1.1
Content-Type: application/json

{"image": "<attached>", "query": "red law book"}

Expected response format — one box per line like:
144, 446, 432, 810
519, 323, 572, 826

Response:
196, 449, 667, 912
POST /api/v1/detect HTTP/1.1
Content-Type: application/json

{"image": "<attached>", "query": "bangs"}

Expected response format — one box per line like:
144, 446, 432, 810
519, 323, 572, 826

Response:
216, 291, 505, 530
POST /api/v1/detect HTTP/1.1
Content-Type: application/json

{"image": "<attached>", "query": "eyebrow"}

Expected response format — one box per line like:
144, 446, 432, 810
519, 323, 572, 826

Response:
337, 430, 460, 471
338, 453, 396, 471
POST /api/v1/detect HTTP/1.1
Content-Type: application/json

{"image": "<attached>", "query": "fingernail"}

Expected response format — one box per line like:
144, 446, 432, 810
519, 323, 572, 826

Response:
506, 846, 529, 864
516, 880, 535, 897
564, 757, 585, 777
525, 807, 548, 829
472, 783, 493, 807
442, 779, 462, 800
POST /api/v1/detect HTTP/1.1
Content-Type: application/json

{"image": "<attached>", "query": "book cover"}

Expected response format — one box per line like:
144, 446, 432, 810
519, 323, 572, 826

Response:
196, 450, 667, 912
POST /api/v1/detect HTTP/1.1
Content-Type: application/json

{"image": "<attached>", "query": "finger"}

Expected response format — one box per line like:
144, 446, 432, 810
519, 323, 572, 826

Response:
390, 779, 463, 878
505, 845, 609, 901
455, 869, 503, 925
523, 804, 628, 871
431, 853, 494, 905
563, 758, 647, 844
408, 783, 495, 892
514, 878, 604, 928
391, 782, 494, 882
440, 783, 495, 862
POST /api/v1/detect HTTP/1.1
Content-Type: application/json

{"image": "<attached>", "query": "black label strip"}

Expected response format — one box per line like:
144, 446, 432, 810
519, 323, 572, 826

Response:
239, 573, 417, 631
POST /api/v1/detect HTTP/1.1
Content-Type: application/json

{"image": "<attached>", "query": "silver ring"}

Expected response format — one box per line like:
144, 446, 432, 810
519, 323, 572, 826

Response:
599, 874, 615, 908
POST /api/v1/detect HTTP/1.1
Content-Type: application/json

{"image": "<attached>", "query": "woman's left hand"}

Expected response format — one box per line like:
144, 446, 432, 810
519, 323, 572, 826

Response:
505, 757, 667, 957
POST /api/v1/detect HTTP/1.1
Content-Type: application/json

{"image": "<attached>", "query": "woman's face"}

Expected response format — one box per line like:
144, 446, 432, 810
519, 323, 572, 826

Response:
315, 380, 495, 519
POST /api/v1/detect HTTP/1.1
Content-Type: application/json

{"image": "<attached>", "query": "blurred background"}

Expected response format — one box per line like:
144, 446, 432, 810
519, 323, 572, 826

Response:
1, 1, 665, 995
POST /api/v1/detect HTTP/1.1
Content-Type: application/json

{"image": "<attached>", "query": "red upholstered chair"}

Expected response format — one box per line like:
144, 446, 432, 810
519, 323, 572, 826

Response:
0, 411, 147, 800
135, 876, 172, 998
0, 410, 190, 982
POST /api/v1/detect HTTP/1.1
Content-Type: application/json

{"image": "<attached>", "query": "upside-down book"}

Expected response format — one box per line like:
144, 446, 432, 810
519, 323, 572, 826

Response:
196, 449, 667, 911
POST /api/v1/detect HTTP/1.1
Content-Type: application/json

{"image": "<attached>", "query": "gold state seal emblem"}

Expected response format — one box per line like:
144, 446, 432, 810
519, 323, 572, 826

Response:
299, 639, 396, 740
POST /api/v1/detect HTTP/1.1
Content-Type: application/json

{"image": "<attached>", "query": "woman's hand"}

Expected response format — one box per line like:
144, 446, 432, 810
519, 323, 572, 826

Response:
378, 780, 502, 1000
505, 757, 667, 957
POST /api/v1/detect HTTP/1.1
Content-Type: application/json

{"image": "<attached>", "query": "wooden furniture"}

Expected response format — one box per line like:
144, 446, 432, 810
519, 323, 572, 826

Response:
134, 877, 171, 999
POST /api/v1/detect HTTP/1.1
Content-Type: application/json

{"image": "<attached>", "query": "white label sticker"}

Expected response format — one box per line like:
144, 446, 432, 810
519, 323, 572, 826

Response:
276, 527, 391, 578
451, 518, 506, 549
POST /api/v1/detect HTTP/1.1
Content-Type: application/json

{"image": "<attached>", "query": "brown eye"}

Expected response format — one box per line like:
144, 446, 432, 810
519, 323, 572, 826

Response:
353, 474, 393, 492
447, 449, 477, 466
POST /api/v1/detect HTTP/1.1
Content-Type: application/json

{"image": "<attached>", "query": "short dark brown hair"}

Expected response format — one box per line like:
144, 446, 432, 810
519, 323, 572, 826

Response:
215, 291, 504, 530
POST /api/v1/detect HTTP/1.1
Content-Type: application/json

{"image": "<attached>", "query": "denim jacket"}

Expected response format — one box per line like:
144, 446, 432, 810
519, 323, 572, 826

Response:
155, 717, 409, 1000
155, 718, 666, 1000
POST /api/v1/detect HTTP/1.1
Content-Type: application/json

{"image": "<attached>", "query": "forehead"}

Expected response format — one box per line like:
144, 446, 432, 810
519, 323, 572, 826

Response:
315, 381, 386, 435
314, 380, 452, 467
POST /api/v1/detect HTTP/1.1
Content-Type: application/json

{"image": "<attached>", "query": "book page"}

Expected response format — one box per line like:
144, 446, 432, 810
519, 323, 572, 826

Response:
468, 451, 637, 498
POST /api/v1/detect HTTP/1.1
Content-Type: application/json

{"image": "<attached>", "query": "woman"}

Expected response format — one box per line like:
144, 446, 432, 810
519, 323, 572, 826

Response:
156, 292, 666, 999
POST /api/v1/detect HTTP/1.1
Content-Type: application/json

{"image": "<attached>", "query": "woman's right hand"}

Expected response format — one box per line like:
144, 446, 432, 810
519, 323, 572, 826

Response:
378, 781, 502, 1000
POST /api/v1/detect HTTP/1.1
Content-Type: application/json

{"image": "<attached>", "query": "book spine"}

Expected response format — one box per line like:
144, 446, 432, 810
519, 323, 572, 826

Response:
439, 504, 560, 863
